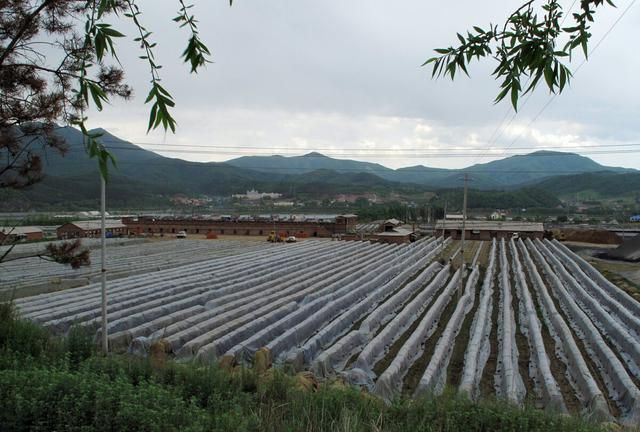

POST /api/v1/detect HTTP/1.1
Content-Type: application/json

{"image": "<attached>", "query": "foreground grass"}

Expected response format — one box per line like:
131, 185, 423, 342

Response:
0, 303, 607, 432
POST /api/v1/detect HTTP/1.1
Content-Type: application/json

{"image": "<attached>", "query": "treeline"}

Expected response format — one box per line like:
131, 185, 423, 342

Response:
431, 187, 560, 211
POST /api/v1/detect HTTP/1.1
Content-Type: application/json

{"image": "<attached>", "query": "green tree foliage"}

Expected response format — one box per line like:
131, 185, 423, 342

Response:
425, 0, 615, 110
1, 0, 217, 184
432, 187, 560, 211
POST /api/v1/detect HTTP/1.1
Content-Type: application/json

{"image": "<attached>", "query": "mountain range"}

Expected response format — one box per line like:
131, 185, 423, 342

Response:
0, 126, 637, 211
229, 150, 633, 190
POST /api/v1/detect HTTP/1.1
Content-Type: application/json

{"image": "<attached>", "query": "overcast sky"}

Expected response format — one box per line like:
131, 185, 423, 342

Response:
90, 0, 640, 170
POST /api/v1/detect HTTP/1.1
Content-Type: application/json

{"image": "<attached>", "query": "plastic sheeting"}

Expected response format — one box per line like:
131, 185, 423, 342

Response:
312, 330, 367, 378
288, 254, 443, 369
546, 240, 640, 339
415, 265, 480, 397
224, 243, 404, 363
536, 240, 640, 378
18, 239, 307, 315
87, 241, 359, 334
265, 239, 437, 361
359, 242, 449, 335
120, 243, 387, 347
552, 239, 640, 318
510, 240, 566, 413
353, 265, 451, 374
495, 239, 526, 405
373, 268, 461, 402
519, 240, 611, 421
191, 301, 299, 363
145, 243, 393, 354
459, 239, 496, 399
23, 239, 331, 329
529, 239, 640, 426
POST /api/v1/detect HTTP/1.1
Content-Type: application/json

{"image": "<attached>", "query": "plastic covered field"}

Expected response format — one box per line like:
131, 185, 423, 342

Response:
14, 237, 640, 425
1, 238, 267, 298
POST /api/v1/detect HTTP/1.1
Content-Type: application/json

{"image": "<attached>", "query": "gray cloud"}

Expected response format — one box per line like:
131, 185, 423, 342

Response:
92, 0, 640, 170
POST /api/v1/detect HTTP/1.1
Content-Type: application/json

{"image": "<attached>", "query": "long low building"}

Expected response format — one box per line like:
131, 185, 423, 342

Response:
122, 214, 358, 238
0, 226, 44, 242
56, 221, 128, 239
434, 220, 544, 240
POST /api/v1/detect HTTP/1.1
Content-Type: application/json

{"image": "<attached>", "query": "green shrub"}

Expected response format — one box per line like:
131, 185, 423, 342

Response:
0, 302, 58, 360
0, 368, 209, 432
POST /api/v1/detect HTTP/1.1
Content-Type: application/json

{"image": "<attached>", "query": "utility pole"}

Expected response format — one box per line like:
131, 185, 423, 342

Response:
441, 201, 447, 251
459, 174, 470, 300
100, 176, 108, 354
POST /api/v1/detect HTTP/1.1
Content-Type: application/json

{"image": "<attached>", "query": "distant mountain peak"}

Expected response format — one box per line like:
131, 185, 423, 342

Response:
527, 150, 577, 156
302, 151, 327, 158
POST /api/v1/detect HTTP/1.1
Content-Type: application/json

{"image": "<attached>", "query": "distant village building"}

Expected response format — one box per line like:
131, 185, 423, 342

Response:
232, 189, 282, 200
344, 218, 416, 244
273, 201, 295, 207
56, 221, 128, 239
490, 210, 506, 220
374, 225, 415, 244
77, 210, 108, 218
0, 226, 44, 243
435, 220, 544, 241
381, 218, 402, 232
445, 214, 464, 221
334, 193, 379, 204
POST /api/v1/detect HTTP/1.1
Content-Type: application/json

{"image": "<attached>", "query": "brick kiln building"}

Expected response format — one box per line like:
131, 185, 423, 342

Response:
122, 214, 358, 238
434, 220, 544, 241
56, 221, 128, 239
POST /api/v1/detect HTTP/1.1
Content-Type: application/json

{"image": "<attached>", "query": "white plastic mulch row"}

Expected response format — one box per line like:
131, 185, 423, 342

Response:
552, 239, 640, 318
351, 264, 450, 376
168, 241, 391, 359
30, 240, 322, 327
459, 239, 497, 399
0, 237, 143, 259
537, 240, 640, 379
312, 243, 451, 379
528, 239, 640, 426
285, 239, 445, 369
104, 241, 362, 339
518, 240, 611, 421
373, 268, 462, 401
16, 238, 294, 314
131, 243, 395, 356
495, 239, 525, 405
545, 240, 640, 339
23, 240, 332, 331
220, 242, 412, 364
3, 239, 262, 294
264, 239, 439, 362
509, 239, 566, 413
414, 265, 480, 397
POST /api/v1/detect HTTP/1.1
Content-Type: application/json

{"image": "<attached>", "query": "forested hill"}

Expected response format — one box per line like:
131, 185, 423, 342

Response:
533, 171, 640, 198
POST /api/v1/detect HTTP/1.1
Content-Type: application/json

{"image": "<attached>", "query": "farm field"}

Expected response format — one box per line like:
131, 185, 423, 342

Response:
13, 236, 640, 426
0, 238, 269, 300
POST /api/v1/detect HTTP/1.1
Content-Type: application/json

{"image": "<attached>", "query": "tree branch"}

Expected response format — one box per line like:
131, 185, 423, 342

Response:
0, 0, 56, 66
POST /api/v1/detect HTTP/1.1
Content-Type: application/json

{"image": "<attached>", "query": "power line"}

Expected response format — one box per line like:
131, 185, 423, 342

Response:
471, 0, 637, 163
96, 138, 640, 153
474, 0, 578, 159
99, 144, 640, 158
